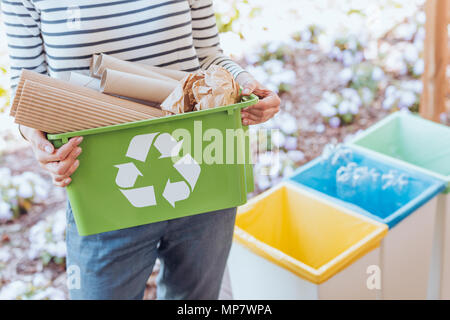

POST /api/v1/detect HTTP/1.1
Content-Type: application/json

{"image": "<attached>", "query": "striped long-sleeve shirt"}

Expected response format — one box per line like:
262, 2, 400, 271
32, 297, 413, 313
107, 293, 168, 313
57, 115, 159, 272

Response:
0, 0, 246, 96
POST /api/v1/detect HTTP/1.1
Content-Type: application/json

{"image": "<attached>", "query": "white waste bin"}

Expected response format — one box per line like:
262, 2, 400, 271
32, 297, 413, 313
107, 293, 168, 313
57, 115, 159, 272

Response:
289, 145, 446, 299
228, 182, 387, 300
349, 112, 450, 299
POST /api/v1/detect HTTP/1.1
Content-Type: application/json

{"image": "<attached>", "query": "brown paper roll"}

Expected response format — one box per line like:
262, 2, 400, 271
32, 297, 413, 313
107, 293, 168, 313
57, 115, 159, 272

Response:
100, 69, 177, 104
94, 54, 179, 84
69, 72, 101, 91
136, 63, 189, 81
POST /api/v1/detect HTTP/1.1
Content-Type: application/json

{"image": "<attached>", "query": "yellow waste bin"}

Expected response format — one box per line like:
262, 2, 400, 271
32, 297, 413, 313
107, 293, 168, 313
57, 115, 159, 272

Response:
228, 182, 388, 300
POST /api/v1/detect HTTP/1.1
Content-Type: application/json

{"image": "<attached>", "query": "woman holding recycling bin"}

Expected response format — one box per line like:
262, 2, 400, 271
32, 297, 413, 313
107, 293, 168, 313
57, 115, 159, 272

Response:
2, 0, 280, 299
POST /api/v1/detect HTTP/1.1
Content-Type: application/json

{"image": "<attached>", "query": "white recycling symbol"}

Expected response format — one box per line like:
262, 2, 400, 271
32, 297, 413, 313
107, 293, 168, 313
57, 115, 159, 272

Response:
114, 132, 201, 208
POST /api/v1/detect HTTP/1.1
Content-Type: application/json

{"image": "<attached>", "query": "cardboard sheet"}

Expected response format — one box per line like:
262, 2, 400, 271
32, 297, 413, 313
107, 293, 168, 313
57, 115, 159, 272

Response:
11, 70, 166, 118
14, 80, 150, 133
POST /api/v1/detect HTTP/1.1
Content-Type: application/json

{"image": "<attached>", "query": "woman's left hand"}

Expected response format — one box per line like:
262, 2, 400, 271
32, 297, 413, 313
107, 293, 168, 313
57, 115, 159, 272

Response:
236, 71, 281, 126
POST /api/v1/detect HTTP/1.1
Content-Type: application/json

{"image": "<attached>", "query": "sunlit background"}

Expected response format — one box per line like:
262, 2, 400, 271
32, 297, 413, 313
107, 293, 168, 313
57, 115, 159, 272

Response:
0, 0, 449, 299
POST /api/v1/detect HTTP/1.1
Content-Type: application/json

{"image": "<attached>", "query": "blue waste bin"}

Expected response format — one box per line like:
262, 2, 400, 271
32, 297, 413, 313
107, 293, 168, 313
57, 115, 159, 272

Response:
288, 147, 445, 299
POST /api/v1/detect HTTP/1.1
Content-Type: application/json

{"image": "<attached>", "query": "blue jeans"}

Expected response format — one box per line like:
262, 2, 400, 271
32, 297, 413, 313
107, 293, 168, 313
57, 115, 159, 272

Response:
66, 202, 236, 300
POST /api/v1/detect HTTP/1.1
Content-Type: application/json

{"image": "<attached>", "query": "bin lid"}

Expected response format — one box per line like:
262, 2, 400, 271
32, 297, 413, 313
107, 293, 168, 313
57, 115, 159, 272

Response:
349, 112, 450, 193
287, 147, 446, 229
235, 183, 388, 284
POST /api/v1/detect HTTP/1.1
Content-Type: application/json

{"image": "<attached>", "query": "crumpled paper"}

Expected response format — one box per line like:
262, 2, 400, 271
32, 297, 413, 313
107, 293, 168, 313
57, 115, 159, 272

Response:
161, 65, 240, 114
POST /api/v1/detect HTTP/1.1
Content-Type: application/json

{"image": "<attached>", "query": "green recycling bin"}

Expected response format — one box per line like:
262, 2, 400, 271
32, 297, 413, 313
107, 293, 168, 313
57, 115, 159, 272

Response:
48, 96, 258, 236
350, 111, 450, 299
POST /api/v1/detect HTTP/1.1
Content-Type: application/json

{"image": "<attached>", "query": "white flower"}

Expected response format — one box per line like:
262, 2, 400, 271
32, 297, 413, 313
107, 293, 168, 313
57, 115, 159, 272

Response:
403, 79, 423, 94
52, 211, 67, 239
271, 69, 296, 86
256, 175, 271, 190
18, 181, 34, 199
47, 242, 67, 258
338, 100, 350, 115
269, 160, 282, 178
361, 87, 374, 105
343, 50, 356, 66
31, 287, 65, 300
372, 67, 385, 81
34, 185, 49, 200
339, 68, 353, 84
32, 273, 50, 288
316, 101, 337, 117
271, 130, 286, 148
330, 46, 343, 60
341, 88, 362, 106
283, 136, 298, 151
0, 168, 12, 188
245, 65, 269, 84
287, 150, 305, 163
0, 247, 11, 262
0, 201, 13, 221
323, 91, 339, 105
301, 29, 312, 42
263, 59, 284, 74
0, 281, 29, 300
348, 101, 360, 115
329, 116, 341, 128
257, 152, 276, 167
394, 23, 417, 41
7, 188, 17, 198
383, 95, 397, 110
283, 165, 295, 178
28, 210, 67, 262
399, 90, 417, 108
413, 59, 424, 76
265, 83, 278, 93
275, 113, 298, 135
404, 43, 419, 63
315, 124, 326, 133
385, 50, 408, 75
385, 85, 398, 98
416, 11, 426, 25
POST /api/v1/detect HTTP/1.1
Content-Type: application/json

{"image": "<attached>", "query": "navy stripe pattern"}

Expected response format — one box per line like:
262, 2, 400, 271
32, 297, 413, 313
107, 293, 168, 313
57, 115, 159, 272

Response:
1, 0, 245, 96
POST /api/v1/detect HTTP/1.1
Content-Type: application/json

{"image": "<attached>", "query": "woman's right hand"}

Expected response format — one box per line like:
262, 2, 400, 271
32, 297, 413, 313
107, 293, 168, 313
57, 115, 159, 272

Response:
21, 126, 83, 187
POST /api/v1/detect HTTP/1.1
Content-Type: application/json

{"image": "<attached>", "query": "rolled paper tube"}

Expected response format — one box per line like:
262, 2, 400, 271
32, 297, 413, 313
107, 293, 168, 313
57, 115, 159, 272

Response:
94, 54, 179, 84
90, 54, 100, 78
69, 72, 101, 91
136, 63, 189, 81
13, 70, 167, 118
101, 69, 178, 104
